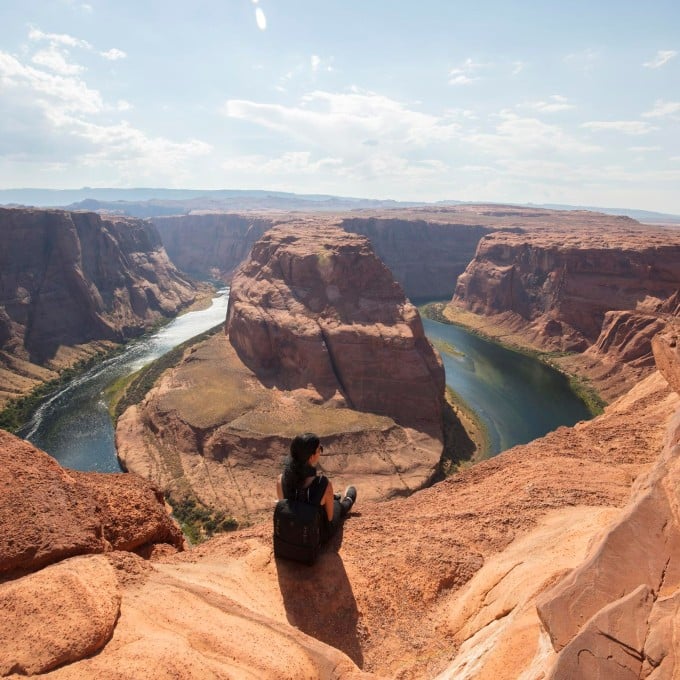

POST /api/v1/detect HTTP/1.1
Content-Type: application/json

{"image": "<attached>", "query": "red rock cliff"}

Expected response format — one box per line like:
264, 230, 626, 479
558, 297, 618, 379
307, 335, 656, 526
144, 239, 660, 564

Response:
226, 223, 445, 434
340, 216, 491, 300
453, 225, 680, 352
151, 213, 274, 280
0, 208, 199, 403
153, 210, 494, 300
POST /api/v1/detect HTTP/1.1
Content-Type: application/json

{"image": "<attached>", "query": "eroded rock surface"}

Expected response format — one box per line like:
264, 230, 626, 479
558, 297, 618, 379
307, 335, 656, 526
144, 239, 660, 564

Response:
340, 216, 492, 300
117, 222, 447, 522
453, 228, 680, 349
226, 223, 444, 434
152, 213, 274, 281
521, 328, 680, 680
0, 555, 120, 676
0, 430, 183, 577
448, 222, 680, 398
0, 207, 201, 406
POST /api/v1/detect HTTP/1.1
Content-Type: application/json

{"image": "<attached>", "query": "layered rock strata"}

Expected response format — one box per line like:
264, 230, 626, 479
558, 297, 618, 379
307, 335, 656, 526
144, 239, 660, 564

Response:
0, 208, 200, 406
151, 213, 274, 280
340, 217, 492, 300
450, 223, 680, 398
226, 223, 445, 434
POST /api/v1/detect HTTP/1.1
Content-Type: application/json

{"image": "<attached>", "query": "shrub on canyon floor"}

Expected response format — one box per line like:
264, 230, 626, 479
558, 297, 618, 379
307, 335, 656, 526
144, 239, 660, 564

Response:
169, 495, 238, 544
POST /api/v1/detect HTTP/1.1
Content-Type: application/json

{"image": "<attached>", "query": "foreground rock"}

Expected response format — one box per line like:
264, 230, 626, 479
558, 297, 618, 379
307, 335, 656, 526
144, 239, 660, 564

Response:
0, 555, 120, 675
0, 430, 183, 577
0, 207, 201, 407
25, 340, 680, 678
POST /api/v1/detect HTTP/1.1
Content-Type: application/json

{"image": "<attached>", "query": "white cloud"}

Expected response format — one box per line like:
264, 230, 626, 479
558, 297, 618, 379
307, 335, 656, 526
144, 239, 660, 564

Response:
255, 7, 267, 31
522, 95, 575, 113
511, 61, 525, 76
222, 89, 461, 155
628, 146, 661, 152
32, 47, 84, 75
0, 39, 211, 185
0, 51, 103, 113
449, 58, 483, 85
61, 0, 93, 12
642, 99, 680, 118
223, 151, 342, 175
28, 27, 91, 50
309, 54, 332, 74
466, 111, 600, 155
100, 48, 127, 61
449, 74, 477, 86
581, 120, 657, 135
643, 50, 677, 69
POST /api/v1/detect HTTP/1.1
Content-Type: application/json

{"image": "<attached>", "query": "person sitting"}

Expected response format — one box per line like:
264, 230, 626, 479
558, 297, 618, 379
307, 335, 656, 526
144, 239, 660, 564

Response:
276, 432, 357, 542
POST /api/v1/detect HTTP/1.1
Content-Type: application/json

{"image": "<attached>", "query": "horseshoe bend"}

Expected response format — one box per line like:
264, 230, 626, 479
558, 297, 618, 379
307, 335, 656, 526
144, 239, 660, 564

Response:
3, 207, 680, 678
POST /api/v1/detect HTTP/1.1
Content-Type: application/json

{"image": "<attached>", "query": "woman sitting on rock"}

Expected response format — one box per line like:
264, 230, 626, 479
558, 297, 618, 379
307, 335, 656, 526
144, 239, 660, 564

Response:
276, 432, 357, 542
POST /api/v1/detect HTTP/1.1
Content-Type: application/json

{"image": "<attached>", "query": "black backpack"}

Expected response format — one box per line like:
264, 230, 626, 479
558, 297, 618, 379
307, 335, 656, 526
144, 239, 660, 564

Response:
273, 498, 322, 565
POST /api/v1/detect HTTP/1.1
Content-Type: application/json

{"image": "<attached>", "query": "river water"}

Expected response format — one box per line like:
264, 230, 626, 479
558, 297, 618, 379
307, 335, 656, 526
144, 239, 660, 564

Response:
21, 289, 231, 472
422, 317, 591, 455
21, 292, 591, 471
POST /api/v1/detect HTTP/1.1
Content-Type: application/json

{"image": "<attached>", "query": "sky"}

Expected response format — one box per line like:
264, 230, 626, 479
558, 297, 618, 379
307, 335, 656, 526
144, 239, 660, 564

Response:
1, 1, 679, 213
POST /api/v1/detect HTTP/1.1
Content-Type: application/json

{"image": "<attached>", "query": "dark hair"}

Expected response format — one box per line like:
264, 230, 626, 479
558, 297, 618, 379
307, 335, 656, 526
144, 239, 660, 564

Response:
281, 433, 320, 499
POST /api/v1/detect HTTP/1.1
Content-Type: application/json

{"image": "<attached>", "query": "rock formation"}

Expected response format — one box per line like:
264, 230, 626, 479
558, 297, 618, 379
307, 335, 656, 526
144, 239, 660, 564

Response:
0, 430, 184, 578
226, 223, 444, 433
116, 223, 446, 523
449, 221, 680, 398
152, 213, 274, 281
340, 217, 492, 300
0, 207, 201, 406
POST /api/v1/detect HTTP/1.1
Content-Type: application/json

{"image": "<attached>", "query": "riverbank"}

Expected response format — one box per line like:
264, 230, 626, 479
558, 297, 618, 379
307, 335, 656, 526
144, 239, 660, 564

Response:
420, 301, 606, 417
439, 386, 491, 475
0, 285, 219, 435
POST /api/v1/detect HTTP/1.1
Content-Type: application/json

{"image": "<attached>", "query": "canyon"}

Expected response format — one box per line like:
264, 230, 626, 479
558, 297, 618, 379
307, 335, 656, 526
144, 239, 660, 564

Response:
0, 208, 203, 408
3, 204, 680, 678
116, 224, 447, 523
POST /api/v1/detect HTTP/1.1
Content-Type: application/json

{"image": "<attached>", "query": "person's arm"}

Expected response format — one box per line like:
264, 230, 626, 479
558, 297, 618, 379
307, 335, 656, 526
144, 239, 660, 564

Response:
276, 473, 284, 500
322, 479, 334, 521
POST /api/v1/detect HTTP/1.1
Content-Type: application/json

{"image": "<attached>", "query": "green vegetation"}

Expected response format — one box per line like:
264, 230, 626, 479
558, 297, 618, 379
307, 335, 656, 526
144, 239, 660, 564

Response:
418, 301, 449, 324
111, 322, 224, 422
564, 374, 607, 416
168, 495, 238, 545
0, 348, 123, 433
430, 338, 465, 358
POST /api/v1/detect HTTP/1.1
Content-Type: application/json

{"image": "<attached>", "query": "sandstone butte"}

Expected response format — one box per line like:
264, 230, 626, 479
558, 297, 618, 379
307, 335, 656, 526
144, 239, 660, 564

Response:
0, 207, 203, 408
116, 223, 447, 522
3, 205, 680, 678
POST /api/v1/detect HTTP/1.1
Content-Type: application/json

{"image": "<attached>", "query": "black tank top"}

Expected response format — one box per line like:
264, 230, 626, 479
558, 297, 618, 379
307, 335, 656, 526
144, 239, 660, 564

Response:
291, 474, 329, 506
